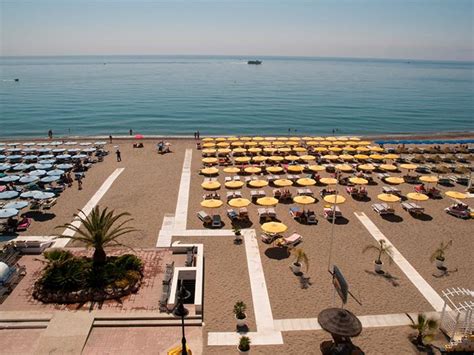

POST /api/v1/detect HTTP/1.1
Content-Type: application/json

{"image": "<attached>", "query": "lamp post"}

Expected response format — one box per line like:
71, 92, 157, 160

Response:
173, 283, 191, 355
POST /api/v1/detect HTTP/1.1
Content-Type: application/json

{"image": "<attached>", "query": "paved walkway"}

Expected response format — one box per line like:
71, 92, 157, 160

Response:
173, 149, 192, 232
54, 168, 125, 248
354, 212, 446, 312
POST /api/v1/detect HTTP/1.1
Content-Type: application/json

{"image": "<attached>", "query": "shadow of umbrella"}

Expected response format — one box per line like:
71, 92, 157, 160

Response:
264, 247, 290, 260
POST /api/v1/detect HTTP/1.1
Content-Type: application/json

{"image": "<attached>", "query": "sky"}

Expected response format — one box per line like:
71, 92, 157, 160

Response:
1, 0, 473, 61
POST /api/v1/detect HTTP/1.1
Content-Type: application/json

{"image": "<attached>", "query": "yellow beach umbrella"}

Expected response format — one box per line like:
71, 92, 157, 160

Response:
202, 157, 218, 164
235, 156, 251, 163
233, 147, 247, 154
202, 148, 217, 154
231, 141, 244, 147
307, 165, 325, 172
321, 141, 333, 146
216, 142, 230, 147
200, 199, 223, 208
227, 136, 239, 141
313, 136, 325, 141
357, 164, 375, 171
385, 177, 405, 184
323, 154, 340, 161
287, 165, 304, 173
228, 198, 251, 208
293, 195, 315, 205
239, 136, 251, 141
201, 167, 219, 175
335, 164, 353, 172
285, 155, 300, 161
378, 193, 400, 203
253, 136, 264, 141
384, 154, 399, 160
249, 179, 268, 188
343, 146, 356, 152
223, 167, 240, 174
217, 148, 231, 154
302, 136, 313, 141
445, 191, 467, 199
263, 147, 276, 153
324, 194, 346, 204
202, 137, 214, 142
272, 141, 285, 146
266, 166, 283, 173
269, 156, 284, 162
293, 147, 307, 153
359, 141, 372, 145
329, 147, 342, 152
299, 154, 315, 161
248, 147, 262, 153
215, 137, 226, 141
257, 197, 279, 206
354, 154, 370, 160
296, 178, 316, 186
252, 156, 267, 162
259, 141, 271, 146
276, 136, 289, 141
349, 177, 368, 185
380, 164, 397, 171
340, 154, 354, 161
245, 141, 258, 147
274, 179, 293, 187
244, 166, 262, 174
320, 177, 338, 185
225, 180, 244, 189
201, 181, 221, 190
349, 137, 361, 141
370, 146, 385, 152
261, 221, 287, 234
314, 147, 327, 152
356, 147, 370, 152
202, 142, 216, 148
370, 154, 385, 160
419, 175, 439, 183
358, 164, 375, 171
400, 163, 418, 170
406, 192, 429, 201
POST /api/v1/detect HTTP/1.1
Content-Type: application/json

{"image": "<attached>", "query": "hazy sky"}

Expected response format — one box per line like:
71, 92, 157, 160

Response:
1, 0, 473, 60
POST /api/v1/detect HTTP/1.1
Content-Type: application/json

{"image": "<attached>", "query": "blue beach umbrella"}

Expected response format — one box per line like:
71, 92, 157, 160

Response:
34, 163, 53, 170
33, 191, 55, 200
56, 154, 72, 160
82, 148, 96, 153
38, 154, 55, 160
47, 169, 65, 176
29, 169, 47, 176
37, 142, 50, 147
19, 176, 40, 184
40, 175, 60, 183
72, 154, 87, 160
64, 141, 77, 145
4, 201, 29, 210
20, 191, 40, 199
0, 155, 6, 161
38, 159, 56, 165
22, 142, 36, 146
13, 163, 32, 171
0, 208, 19, 219
56, 164, 73, 170
50, 141, 62, 146
7, 143, 21, 147
52, 148, 65, 153
0, 175, 20, 183
22, 155, 38, 161
0, 164, 11, 171
7, 155, 23, 161
37, 148, 52, 154
7, 148, 22, 153
94, 141, 107, 146
79, 142, 92, 146
0, 191, 20, 200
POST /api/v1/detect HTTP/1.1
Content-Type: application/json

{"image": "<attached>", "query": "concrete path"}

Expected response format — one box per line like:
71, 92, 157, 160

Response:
354, 212, 446, 312
54, 168, 125, 248
173, 149, 192, 232
35, 312, 94, 354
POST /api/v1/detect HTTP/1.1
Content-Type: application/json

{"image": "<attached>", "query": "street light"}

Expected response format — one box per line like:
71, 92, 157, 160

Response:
173, 283, 191, 355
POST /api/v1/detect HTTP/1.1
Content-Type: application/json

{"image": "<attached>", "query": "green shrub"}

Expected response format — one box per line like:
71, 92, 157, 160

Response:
41, 259, 85, 292
114, 254, 143, 271
44, 249, 74, 263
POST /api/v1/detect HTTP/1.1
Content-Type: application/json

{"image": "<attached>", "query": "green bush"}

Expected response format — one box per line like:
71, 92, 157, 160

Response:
114, 254, 143, 272
44, 249, 74, 263
40, 258, 86, 292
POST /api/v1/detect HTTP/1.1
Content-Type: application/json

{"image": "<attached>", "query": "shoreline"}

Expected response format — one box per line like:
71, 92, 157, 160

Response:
1, 131, 474, 142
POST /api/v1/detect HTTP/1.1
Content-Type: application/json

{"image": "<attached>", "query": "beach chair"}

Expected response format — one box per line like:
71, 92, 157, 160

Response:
238, 207, 249, 220
323, 205, 342, 220
346, 186, 358, 196
225, 176, 232, 182
15, 218, 31, 232
261, 232, 279, 244
277, 233, 303, 247
227, 209, 238, 221
427, 187, 441, 199
233, 176, 241, 181
402, 202, 424, 215
306, 211, 317, 225
42, 198, 57, 210
211, 215, 222, 228
266, 207, 276, 219
372, 203, 394, 215
382, 186, 401, 195
444, 203, 471, 219
289, 206, 303, 221
197, 211, 212, 225
14, 240, 53, 254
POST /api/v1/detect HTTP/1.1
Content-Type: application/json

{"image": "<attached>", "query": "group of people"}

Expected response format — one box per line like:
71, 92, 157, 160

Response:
157, 141, 171, 154
193, 131, 201, 139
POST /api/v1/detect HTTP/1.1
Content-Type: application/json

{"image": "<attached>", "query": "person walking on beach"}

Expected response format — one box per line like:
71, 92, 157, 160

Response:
116, 148, 122, 162
109, 135, 113, 143
197, 130, 200, 139
129, 129, 133, 136
193, 131, 197, 139
77, 175, 83, 190
48, 130, 53, 139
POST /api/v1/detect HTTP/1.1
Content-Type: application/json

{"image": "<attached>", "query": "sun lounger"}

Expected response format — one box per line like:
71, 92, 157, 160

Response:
225, 176, 232, 182
445, 203, 471, 219
226, 191, 242, 201
289, 206, 303, 220
278, 233, 303, 247
382, 186, 401, 195
323, 205, 342, 220
266, 207, 276, 218
239, 207, 249, 220
227, 209, 238, 221
14, 240, 53, 254
372, 203, 394, 215
42, 198, 57, 210
402, 202, 424, 215
261, 232, 280, 244
15, 218, 31, 232
306, 211, 317, 225
197, 211, 212, 225
211, 215, 222, 228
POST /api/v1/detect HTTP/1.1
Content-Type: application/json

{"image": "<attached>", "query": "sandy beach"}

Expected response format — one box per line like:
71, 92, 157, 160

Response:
1, 135, 472, 354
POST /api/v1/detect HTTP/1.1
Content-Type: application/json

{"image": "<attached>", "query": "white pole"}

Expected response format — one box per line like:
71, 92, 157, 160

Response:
327, 173, 339, 271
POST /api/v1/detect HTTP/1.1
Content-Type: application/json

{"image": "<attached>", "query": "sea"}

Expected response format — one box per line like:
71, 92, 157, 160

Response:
0, 55, 473, 138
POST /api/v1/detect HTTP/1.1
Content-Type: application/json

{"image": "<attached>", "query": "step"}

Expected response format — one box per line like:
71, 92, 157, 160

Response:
93, 318, 202, 327
0, 321, 50, 329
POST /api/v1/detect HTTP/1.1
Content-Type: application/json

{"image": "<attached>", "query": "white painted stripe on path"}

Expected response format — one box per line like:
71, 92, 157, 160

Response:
173, 149, 192, 231
354, 212, 446, 312
53, 168, 125, 248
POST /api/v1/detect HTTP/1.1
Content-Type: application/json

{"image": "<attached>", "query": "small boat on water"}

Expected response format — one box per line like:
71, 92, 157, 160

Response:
247, 60, 262, 65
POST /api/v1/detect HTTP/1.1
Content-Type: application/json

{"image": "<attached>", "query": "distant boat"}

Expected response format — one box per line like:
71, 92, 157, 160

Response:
247, 60, 262, 65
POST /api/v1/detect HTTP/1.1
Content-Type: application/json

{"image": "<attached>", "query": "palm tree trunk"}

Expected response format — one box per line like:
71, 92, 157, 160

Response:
93, 247, 107, 266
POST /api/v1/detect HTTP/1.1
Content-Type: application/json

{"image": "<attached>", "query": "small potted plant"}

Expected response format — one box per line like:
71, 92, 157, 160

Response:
233, 225, 242, 244
233, 301, 247, 327
407, 313, 439, 348
290, 248, 309, 274
363, 239, 393, 273
430, 240, 452, 269
238, 335, 251, 353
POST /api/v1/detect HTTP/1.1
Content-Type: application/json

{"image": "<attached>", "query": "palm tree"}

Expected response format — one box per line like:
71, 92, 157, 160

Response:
430, 240, 453, 263
56, 206, 137, 266
407, 313, 439, 346
363, 239, 393, 265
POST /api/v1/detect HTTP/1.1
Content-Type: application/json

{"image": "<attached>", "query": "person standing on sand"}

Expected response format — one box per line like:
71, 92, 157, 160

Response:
129, 129, 133, 136
197, 130, 200, 139
48, 130, 53, 139
116, 149, 122, 162
77, 175, 83, 190
109, 135, 113, 143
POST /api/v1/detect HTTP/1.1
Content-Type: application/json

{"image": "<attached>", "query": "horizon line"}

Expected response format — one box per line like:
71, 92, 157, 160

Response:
1, 53, 473, 63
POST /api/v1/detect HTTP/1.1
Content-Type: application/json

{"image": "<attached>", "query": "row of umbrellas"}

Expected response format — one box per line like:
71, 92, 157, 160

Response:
0, 190, 55, 201
201, 136, 363, 142
0, 141, 106, 147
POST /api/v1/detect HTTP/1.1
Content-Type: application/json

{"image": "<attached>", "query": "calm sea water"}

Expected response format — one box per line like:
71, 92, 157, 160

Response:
1, 55, 473, 138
